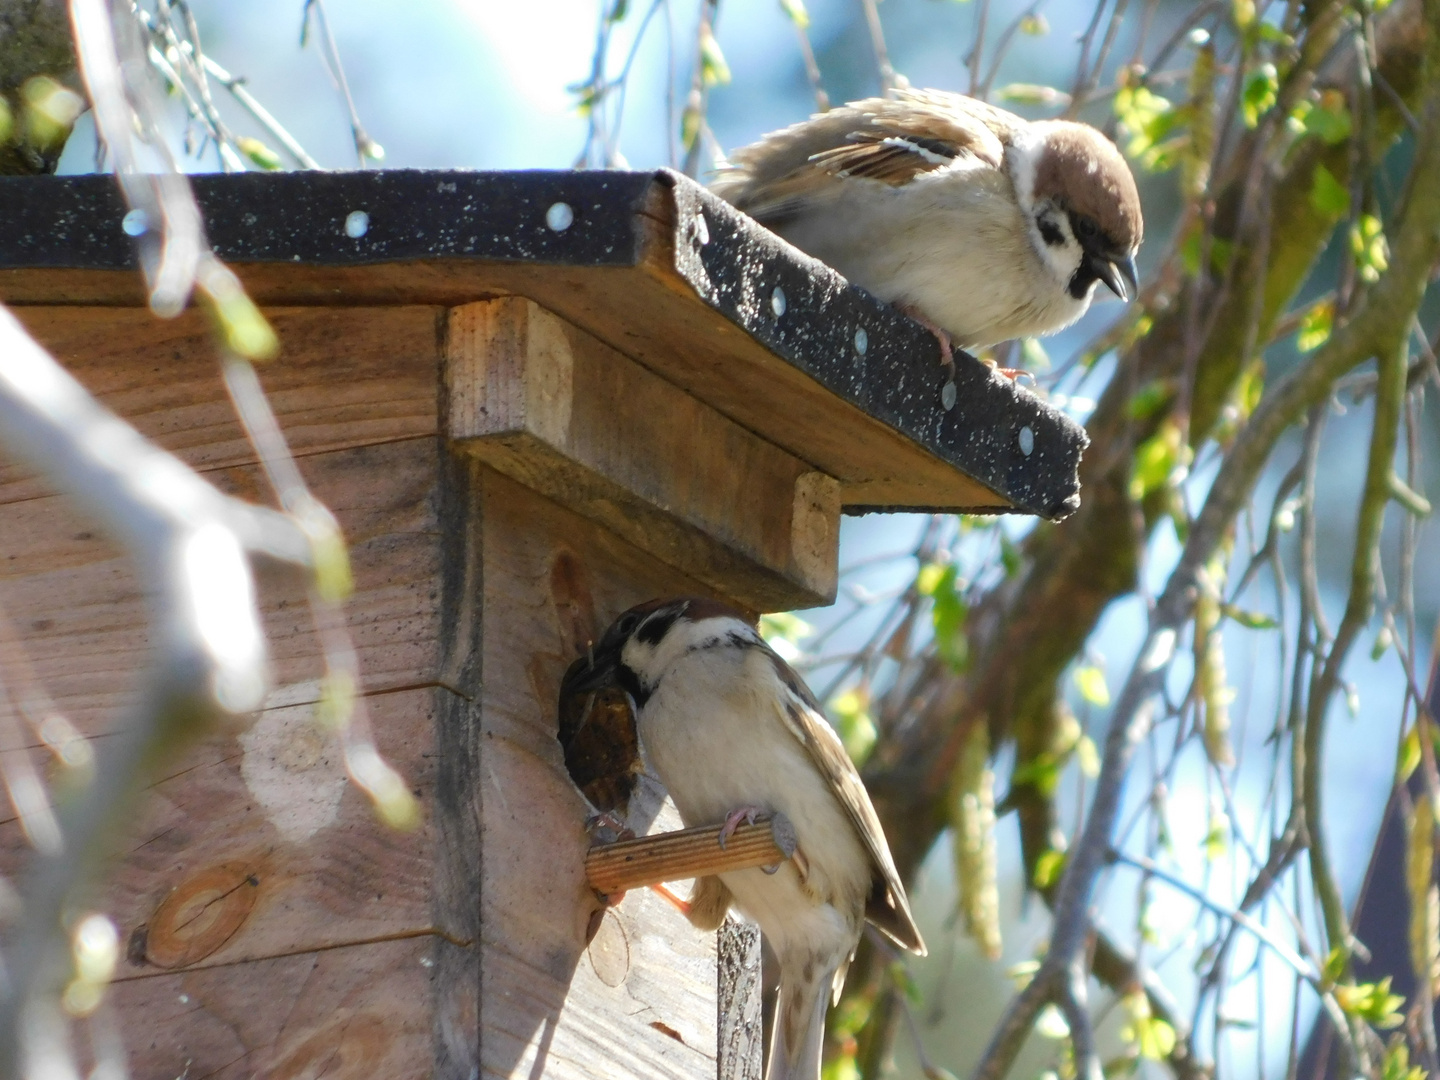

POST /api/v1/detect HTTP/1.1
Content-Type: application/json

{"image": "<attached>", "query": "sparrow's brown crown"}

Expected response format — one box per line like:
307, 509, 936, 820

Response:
1031, 121, 1143, 256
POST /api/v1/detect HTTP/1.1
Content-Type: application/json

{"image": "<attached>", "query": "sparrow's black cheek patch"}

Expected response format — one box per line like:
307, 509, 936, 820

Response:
616, 663, 652, 709
636, 608, 683, 646
1038, 216, 1065, 248
1068, 265, 1098, 300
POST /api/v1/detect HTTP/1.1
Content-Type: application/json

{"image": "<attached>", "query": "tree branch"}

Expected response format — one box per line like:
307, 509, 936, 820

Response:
966, 8, 1440, 1072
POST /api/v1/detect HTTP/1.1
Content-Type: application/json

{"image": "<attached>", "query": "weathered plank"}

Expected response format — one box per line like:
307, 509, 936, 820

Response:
105, 936, 434, 1080
4, 305, 440, 505
0, 436, 440, 735
99, 686, 435, 973
448, 297, 839, 612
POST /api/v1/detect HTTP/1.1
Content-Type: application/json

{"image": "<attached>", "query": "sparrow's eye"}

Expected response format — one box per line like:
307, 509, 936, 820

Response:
1073, 215, 1101, 243
616, 613, 641, 637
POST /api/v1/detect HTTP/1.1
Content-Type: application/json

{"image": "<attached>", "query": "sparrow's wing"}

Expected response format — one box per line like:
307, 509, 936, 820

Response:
762, 648, 927, 956
713, 90, 1017, 225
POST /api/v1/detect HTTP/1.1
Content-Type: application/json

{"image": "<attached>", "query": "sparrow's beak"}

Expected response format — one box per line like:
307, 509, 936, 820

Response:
1090, 253, 1139, 301
560, 644, 621, 698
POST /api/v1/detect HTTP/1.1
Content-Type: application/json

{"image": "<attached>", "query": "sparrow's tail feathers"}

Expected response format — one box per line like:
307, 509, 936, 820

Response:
766, 968, 833, 1080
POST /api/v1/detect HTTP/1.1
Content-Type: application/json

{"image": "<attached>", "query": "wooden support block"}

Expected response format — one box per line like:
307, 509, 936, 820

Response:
586, 815, 797, 897
447, 296, 839, 613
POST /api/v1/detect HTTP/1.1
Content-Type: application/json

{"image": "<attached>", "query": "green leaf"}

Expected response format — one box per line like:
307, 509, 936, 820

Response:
778, 0, 810, 28
889, 960, 923, 1005
759, 612, 812, 646
1297, 298, 1334, 352
699, 28, 731, 86
1398, 725, 1422, 782
1033, 847, 1067, 889
1126, 381, 1173, 420
916, 562, 947, 596
1310, 163, 1350, 219
1334, 977, 1405, 1028
999, 532, 1022, 578
607, 0, 629, 21
1076, 735, 1100, 778
1220, 604, 1279, 629
1036, 1004, 1070, 1039
1242, 63, 1278, 127
830, 688, 878, 767
1129, 420, 1190, 501
1074, 665, 1111, 707
1350, 213, 1390, 283
926, 564, 969, 672
1203, 804, 1228, 860
1372, 625, 1393, 660
1010, 753, 1062, 796
1121, 992, 1177, 1060
995, 83, 1071, 108
0, 97, 12, 145
237, 137, 283, 171
1021, 338, 1050, 370
202, 282, 280, 362
1288, 91, 1352, 145
1114, 86, 1178, 170
1384, 1038, 1427, 1080
681, 100, 702, 151
1321, 946, 1347, 989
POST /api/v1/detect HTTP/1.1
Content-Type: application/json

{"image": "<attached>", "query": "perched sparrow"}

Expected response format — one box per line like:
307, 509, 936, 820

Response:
563, 597, 925, 1080
712, 88, 1143, 360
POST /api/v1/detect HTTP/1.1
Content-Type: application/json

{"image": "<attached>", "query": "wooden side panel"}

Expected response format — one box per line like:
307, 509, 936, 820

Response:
0, 437, 440, 735
448, 297, 839, 613
0, 308, 467, 1076
475, 467, 725, 1080
105, 937, 434, 1080
4, 305, 441, 504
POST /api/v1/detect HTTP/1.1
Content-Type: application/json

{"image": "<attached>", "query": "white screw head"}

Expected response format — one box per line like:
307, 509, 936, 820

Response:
545, 202, 574, 231
694, 213, 710, 246
344, 210, 369, 238
1019, 425, 1035, 456
854, 327, 868, 355
941, 381, 957, 411
121, 209, 149, 237
771, 286, 787, 318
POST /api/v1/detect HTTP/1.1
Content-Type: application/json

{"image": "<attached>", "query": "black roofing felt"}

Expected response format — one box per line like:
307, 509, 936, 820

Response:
0, 168, 1088, 519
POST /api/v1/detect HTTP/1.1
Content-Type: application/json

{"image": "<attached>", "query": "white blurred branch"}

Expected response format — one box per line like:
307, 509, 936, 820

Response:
0, 303, 312, 1078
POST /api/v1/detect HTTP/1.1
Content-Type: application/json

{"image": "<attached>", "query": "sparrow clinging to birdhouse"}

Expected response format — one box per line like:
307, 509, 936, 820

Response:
563, 597, 924, 1080
712, 89, 1143, 367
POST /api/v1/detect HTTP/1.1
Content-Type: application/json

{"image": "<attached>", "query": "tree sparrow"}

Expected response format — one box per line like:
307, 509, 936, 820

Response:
712, 89, 1143, 360
563, 597, 925, 1080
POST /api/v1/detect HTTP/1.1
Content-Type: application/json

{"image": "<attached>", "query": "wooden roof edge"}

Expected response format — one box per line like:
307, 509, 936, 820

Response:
0, 168, 1088, 519
643, 169, 1088, 520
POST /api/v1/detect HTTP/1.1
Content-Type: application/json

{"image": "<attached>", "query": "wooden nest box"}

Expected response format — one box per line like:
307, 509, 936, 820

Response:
0, 169, 1085, 1079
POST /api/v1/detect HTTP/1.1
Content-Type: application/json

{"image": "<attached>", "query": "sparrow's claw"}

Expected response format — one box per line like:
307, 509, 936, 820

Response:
718, 805, 766, 849
897, 303, 957, 375
585, 810, 634, 842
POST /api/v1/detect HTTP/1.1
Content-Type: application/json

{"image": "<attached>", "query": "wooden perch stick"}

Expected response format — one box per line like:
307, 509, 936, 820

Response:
586, 814, 797, 897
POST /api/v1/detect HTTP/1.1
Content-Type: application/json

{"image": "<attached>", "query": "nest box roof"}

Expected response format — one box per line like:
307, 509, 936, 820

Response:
0, 168, 1086, 518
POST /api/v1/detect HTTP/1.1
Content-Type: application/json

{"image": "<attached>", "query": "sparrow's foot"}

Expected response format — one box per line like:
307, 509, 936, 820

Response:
651, 882, 693, 916
896, 303, 957, 376
718, 805, 767, 849
979, 357, 1033, 384
585, 810, 635, 843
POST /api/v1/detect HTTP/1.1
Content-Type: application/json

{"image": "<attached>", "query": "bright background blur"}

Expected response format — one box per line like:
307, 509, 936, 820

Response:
56, 2, 1434, 1075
